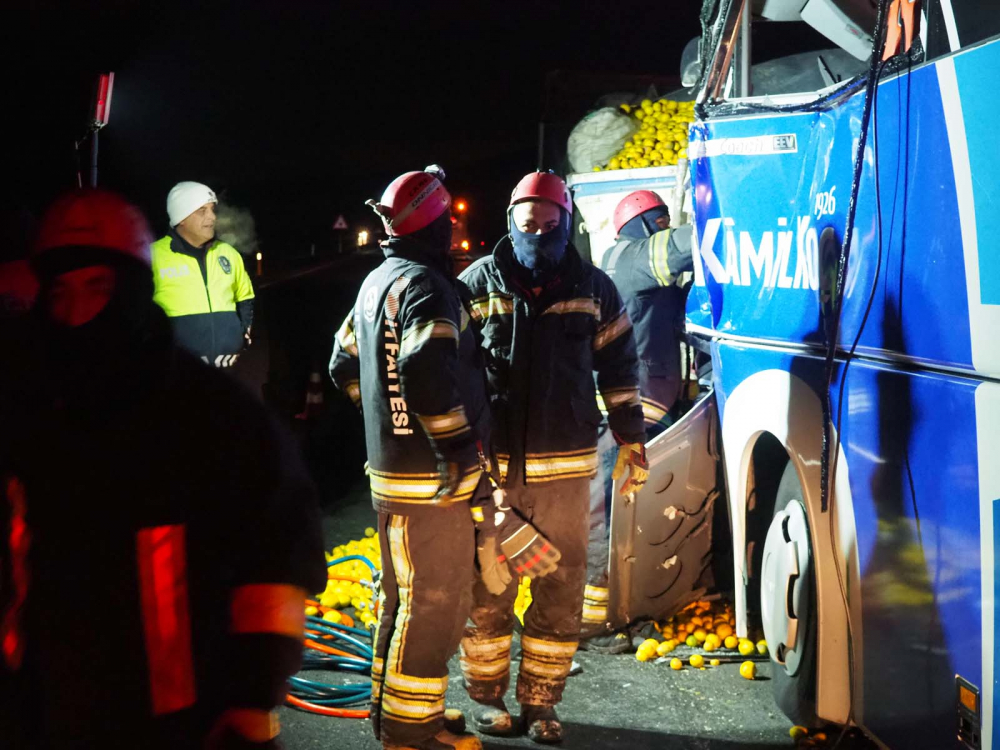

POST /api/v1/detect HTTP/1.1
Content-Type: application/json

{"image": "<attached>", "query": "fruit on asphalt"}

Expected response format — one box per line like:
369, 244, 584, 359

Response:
740, 660, 757, 680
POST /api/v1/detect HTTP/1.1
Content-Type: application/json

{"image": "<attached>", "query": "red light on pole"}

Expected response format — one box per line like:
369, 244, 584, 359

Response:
92, 72, 114, 127
455, 200, 467, 212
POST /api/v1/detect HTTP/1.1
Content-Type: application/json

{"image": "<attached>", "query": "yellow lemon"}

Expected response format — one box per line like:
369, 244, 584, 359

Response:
656, 641, 676, 657
756, 640, 769, 656
739, 640, 755, 656
724, 635, 739, 650
685, 635, 699, 648
694, 628, 708, 643
323, 610, 342, 624
620, 103, 632, 113
689, 654, 704, 668
703, 640, 718, 653
639, 638, 659, 653
305, 605, 319, 617
670, 658, 683, 670
705, 633, 721, 648
790, 726, 809, 740
740, 660, 757, 680
364, 527, 376, 538
710, 658, 721, 667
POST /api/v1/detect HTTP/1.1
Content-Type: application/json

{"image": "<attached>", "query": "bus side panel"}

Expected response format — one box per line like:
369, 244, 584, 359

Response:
713, 340, 986, 748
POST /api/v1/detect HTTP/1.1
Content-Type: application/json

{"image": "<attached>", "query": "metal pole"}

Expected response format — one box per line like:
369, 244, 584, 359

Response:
90, 129, 99, 187
536, 122, 545, 171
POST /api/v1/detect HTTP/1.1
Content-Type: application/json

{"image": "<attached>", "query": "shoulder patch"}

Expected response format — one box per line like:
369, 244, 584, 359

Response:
218, 255, 232, 275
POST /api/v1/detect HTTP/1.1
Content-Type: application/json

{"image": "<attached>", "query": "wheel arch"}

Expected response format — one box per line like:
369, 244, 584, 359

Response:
719, 367, 862, 726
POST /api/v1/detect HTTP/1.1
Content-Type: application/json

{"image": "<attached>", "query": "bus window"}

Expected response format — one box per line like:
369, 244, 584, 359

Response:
945, 0, 1000, 51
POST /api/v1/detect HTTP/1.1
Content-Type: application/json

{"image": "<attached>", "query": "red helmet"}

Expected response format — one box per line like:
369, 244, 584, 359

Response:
367, 165, 451, 237
509, 171, 573, 214
613, 190, 667, 234
33, 190, 153, 268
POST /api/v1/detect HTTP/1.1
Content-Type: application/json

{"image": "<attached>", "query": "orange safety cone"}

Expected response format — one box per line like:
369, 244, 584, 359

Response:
295, 371, 324, 420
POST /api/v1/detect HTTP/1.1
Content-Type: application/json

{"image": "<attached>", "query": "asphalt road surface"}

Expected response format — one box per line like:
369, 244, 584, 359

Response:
279, 480, 879, 750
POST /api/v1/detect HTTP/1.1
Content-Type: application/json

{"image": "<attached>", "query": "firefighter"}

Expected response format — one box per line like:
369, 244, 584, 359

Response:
329, 165, 496, 750
580, 189, 695, 651
0, 190, 326, 750
457, 171, 647, 744
151, 181, 255, 368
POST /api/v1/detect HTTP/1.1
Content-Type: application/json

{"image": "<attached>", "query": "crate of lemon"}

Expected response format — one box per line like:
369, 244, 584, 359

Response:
594, 99, 695, 172
305, 527, 382, 631
633, 600, 767, 682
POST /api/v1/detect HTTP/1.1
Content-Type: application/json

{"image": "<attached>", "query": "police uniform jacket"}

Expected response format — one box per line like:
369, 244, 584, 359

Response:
459, 238, 644, 486
600, 224, 694, 433
151, 233, 255, 366
329, 237, 489, 516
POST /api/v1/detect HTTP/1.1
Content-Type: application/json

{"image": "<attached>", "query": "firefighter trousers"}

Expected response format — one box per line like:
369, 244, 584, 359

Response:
460, 476, 589, 708
372, 505, 475, 745
582, 427, 618, 636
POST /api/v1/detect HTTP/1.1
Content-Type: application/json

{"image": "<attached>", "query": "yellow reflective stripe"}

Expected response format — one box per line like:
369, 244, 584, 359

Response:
641, 398, 669, 424
369, 467, 482, 504
399, 318, 459, 358
521, 635, 579, 657
541, 297, 600, 319
524, 449, 598, 482
649, 230, 674, 286
593, 309, 632, 351
469, 293, 514, 321
595, 391, 608, 416
386, 516, 414, 673
335, 314, 358, 357
371, 656, 385, 702
460, 635, 513, 680
460, 305, 470, 332
520, 635, 578, 680
344, 380, 361, 406
385, 670, 448, 693
415, 406, 470, 440
582, 604, 607, 623
602, 386, 641, 410
584, 584, 609, 603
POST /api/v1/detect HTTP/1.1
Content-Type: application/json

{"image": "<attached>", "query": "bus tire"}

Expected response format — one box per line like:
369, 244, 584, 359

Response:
762, 462, 819, 727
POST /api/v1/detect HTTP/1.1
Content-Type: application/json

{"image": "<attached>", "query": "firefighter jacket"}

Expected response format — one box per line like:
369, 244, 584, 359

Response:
328, 237, 490, 516
599, 225, 694, 433
459, 238, 644, 486
151, 233, 255, 366
0, 313, 326, 749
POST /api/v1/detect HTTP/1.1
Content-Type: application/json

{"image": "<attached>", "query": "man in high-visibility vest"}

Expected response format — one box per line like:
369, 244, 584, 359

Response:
0, 189, 325, 749
151, 181, 255, 368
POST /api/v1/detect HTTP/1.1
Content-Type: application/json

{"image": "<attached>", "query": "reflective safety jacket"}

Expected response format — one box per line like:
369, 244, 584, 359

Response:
600, 225, 693, 435
0, 320, 326, 749
151, 234, 255, 366
329, 238, 490, 516
459, 239, 644, 486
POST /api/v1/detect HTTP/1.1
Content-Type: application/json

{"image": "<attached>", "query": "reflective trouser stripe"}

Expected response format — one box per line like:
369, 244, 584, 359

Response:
582, 584, 608, 624
1, 477, 29, 670
136, 524, 196, 715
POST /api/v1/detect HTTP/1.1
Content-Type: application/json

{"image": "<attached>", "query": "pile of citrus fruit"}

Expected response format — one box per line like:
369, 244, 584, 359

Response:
594, 98, 696, 172
633, 599, 766, 680
306, 527, 381, 630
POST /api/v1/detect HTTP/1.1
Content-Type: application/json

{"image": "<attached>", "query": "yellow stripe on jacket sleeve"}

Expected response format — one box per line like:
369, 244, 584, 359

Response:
649, 230, 674, 287
593, 308, 632, 351
335, 314, 359, 357
416, 405, 471, 440
399, 318, 460, 358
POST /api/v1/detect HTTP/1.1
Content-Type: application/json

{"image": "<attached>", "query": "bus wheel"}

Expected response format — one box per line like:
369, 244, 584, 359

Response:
760, 463, 818, 726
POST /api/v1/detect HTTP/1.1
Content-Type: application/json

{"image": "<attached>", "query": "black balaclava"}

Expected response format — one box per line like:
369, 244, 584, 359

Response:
619, 206, 671, 240
34, 247, 170, 412
509, 208, 570, 285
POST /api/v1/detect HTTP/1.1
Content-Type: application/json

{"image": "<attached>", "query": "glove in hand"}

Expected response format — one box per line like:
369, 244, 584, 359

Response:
612, 441, 649, 495
433, 460, 462, 502
471, 488, 561, 581
475, 534, 513, 595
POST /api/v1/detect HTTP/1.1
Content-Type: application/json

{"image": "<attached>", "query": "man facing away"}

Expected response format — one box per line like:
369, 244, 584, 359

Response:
151, 181, 254, 368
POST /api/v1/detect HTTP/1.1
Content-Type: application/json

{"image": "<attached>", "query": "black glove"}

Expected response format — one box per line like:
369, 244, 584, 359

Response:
433, 460, 462, 503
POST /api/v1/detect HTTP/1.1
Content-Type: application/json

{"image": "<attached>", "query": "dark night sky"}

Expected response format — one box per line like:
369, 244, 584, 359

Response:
8, 1, 704, 255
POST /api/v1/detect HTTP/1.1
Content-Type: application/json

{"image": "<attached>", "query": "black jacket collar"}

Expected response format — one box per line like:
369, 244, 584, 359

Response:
491, 235, 586, 300
169, 229, 215, 257
381, 236, 453, 276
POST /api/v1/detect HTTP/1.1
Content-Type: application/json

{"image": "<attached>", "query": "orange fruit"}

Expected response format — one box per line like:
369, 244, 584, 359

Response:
715, 623, 734, 639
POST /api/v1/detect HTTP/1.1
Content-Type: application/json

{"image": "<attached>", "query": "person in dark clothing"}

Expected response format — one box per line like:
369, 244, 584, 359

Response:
330, 166, 494, 750
151, 181, 255, 368
0, 190, 326, 750
458, 171, 647, 744
580, 190, 695, 651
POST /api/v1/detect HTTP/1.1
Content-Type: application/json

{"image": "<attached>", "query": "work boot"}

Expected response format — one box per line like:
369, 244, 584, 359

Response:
578, 630, 631, 654
629, 620, 659, 650
521, 705, 563, 744
470, 698, 515, 736
383, 729, 483, 750
442, 708, 466, 734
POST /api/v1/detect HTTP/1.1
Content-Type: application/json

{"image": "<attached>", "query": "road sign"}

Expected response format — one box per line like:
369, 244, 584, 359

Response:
333, 215, 348, 230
